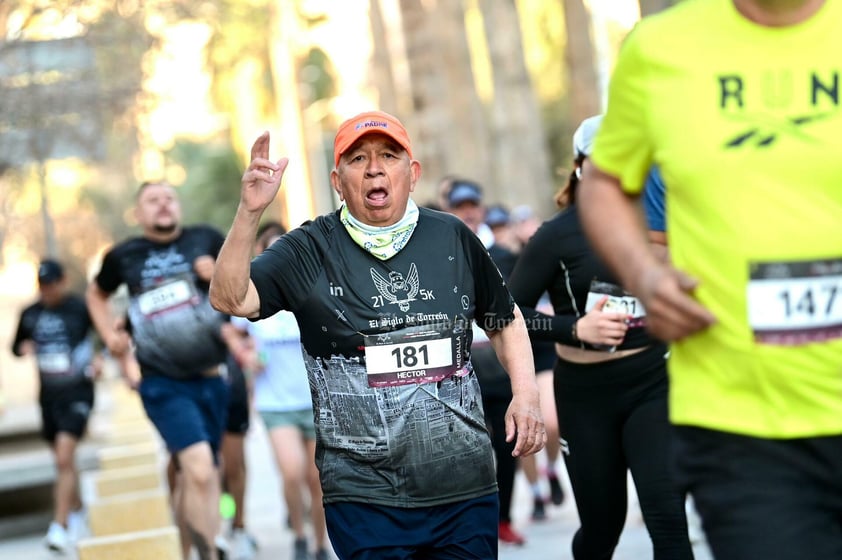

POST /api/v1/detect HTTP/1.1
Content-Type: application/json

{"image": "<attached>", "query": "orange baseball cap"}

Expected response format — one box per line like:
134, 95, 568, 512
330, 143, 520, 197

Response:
333, 111, 413, 168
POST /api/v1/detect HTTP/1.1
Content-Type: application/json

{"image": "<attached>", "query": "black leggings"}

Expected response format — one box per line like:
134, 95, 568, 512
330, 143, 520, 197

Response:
554, 345, 693, 560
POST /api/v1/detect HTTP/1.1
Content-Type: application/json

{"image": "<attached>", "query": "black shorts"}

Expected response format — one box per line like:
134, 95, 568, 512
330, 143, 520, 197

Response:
225, 356, 250, 434
39, 382, 95, 443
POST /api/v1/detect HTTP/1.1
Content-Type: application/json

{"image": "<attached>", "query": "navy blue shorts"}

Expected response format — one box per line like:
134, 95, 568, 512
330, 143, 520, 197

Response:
139, 375, 228, 460
324, 493, 498, 559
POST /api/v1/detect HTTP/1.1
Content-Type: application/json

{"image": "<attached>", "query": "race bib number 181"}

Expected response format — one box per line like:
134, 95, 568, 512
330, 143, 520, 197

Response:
747, 258, 842, 345
364, 323, 462, 387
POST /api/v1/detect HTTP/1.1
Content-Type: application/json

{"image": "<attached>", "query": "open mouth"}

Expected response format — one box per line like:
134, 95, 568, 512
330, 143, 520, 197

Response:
366, 187, 389, 206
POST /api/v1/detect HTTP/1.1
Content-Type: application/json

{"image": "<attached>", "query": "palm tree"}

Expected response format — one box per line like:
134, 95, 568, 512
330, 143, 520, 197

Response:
369, 0, 401, 116
563, 0, 601, 125
397, 0, 491, 203
639, 0, 675, 17
478, 0, 553, 210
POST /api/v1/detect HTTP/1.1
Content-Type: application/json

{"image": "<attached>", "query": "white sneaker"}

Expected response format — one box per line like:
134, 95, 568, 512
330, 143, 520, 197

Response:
215, 534, 231, 560
44, 521, 70, 553
68, 509, 88, 541
686, 497, 705, 544
229, 529, 257, 560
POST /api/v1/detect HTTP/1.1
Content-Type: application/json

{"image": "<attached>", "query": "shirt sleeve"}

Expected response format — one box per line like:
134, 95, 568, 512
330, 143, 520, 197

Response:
590, 23, 654, 195
11, 307, 33, 356
643, 166, 666, 232
461, 225, 515, 332
250, 220, 325, 318
94, 248, 123, 294
508, 222, 579, 344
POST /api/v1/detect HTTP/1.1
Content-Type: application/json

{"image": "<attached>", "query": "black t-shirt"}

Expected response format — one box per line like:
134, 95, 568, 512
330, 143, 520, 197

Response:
12, 295, 95, 400
94, 226, 229, 379
250, 207, 514, 507
487, 243, 518, 281
508, 206, 654, 351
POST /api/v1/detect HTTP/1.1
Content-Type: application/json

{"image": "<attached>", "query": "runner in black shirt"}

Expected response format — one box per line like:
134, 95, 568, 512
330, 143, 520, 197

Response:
508, 116, 693, 560
444, 178, 528, 546
12, 259, 97, 553
211, 111, 545, 559
86, 181, 230, 560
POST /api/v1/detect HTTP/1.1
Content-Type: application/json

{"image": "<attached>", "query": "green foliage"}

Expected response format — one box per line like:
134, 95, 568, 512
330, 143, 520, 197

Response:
202, 0, 276, 119
165, 139, 243, 233
300, 47, 337, 103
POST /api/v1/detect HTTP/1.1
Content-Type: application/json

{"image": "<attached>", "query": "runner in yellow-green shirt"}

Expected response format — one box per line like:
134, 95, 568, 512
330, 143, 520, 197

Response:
577, 1, 842, 559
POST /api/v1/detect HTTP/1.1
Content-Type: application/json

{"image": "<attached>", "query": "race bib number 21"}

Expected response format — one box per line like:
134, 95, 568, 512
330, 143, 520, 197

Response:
747, 258, 842, 345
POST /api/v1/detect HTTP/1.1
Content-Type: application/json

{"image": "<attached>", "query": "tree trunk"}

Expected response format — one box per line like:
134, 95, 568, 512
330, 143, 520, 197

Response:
433, 0, 492, 192
269, 0, 314, 225
398, 0, 489, 204
398, 0, 448, 203
638, 0, 674, 17
563, 0, 601, 125
369, 0, 400, 116
478, 0, 553, 211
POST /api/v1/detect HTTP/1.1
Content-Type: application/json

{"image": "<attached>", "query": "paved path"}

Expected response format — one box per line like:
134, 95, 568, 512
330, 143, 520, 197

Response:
0, 411, 714, 559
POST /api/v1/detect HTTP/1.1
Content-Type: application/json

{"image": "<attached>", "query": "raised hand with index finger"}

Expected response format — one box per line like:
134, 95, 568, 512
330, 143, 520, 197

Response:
241, 131, 290, 214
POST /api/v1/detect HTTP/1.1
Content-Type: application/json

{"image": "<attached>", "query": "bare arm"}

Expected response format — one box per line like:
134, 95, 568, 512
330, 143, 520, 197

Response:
577, 161, 716, 341
578, 161, 659, 290
648, 230, 670, 263
210, 210, 263, 317
85, 283, 130, 357
486, 305, 545, 458
209, 132, 289, 318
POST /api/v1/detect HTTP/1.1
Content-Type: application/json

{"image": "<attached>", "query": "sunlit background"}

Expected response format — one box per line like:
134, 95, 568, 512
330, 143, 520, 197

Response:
0, 0, 671, 405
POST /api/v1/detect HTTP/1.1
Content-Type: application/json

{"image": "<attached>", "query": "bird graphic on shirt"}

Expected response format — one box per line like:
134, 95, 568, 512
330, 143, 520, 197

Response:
370, 263, 420, 312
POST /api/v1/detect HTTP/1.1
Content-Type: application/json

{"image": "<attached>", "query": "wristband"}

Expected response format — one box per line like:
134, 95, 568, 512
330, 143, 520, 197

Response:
571, 320, 579, 342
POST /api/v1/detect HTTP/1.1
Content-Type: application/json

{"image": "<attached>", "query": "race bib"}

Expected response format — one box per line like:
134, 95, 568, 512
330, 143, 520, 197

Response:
748, 258, 842, 345
585, 280, 646, 328
137, 278, 196, 317
364, 323, 465, 387
38, 352, 71, 376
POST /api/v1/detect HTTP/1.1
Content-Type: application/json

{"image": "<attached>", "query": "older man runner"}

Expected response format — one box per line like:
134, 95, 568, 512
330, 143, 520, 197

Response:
210, 111, 545, 559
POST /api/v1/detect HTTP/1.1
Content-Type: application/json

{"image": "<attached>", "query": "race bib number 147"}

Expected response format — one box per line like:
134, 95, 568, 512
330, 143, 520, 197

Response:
747, 258, 842, 345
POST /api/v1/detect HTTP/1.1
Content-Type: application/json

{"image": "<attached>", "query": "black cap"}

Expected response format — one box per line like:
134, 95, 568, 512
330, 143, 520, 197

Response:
447, 181, 483, 207
38, 259, 64, 285
485, 205, 510, 228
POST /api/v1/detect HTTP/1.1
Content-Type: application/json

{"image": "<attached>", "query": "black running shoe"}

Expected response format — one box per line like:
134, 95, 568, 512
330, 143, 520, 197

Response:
531, 497, 547, 521
549, 475, 565, 506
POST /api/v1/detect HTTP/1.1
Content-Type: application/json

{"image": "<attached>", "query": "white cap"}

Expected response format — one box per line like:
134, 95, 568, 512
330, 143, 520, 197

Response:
572, 114, 604, 157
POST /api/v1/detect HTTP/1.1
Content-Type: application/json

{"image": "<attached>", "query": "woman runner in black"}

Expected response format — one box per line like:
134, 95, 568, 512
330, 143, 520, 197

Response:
508, 116, 693, 560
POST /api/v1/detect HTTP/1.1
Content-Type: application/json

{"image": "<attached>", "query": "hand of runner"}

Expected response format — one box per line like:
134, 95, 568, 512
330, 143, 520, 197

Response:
241, 132, 290, 214
17, 340, 36, 356
636, 264, 717, 341
505, 389, 546, 458
108, 318, 132, 358
193, 255, 216, 282
575, 296, 630, 346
